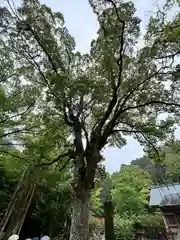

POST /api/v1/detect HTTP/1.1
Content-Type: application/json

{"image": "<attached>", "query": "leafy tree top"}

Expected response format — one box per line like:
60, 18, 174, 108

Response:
0, 0, 180, 167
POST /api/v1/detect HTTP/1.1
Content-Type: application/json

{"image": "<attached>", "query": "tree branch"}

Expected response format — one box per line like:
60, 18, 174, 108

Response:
101, 98, 178, 146
114, 66, 166, 116
140, 132, 160, 160
0, 126, 37, 139
23, 49, 50, 87
24, 25, 59, 74
7, 90, 23, 100
112, 129, 145, 134
121, 100, 180, 114
7, 0, 64, 74
63, 103, 73, 126
99, 65, 168, 140
94, 2, 125, 135
0, 72, 16, 83
0, 143, 24, 146
156, 50, 180, 60
82, 122, 89, 146
114, 126, 161, 161
0, 150, 27, 160
0, 105, 32, 125
37, 151, 74, 167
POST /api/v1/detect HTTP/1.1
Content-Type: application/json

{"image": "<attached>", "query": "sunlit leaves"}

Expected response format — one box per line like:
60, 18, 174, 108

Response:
111, 165, 152, 215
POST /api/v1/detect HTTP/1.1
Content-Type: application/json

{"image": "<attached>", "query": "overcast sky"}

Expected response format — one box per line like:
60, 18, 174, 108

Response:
1, 0, 175, 172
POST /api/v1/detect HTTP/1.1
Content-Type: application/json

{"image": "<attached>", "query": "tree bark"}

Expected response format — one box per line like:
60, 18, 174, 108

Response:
69, 188, 90, 240
69, 153, 97, 240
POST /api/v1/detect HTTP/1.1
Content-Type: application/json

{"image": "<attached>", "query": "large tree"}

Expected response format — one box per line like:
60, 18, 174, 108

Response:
1, 0, 180, 239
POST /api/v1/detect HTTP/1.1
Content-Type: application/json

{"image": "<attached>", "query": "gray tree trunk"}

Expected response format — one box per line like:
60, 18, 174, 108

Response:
69, 188, 90, 240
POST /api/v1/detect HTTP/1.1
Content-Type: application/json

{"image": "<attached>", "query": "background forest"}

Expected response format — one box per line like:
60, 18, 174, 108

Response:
1, 139, 180, 239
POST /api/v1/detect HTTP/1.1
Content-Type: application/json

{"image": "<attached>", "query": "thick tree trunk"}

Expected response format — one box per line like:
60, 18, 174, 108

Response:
69, 153, 97, 240
69, 188, 90, 240
69, 122, 98, 240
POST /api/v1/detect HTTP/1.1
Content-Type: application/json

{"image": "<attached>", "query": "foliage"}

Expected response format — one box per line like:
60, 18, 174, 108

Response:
114, 215, 135, 240
0, 37, 40, 149
27, 167, 72, 237
2, 137, 180, 238
0, 151, 72, 237
91, 187, 103, 217
110, 165, 165, 240
113, 139, 180, 239
114, 212, 164, 240
132, 139, 180, 183
136, 212, 164, 228
111, 165, 152, 216
131, 156, 167, 183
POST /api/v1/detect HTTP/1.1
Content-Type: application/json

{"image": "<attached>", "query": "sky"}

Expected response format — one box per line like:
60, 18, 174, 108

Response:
1, 0, 175, 173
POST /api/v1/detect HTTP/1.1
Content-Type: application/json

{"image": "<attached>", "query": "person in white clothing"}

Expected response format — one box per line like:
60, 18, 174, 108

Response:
8, 234, 19, 240
41, 236, 49, 240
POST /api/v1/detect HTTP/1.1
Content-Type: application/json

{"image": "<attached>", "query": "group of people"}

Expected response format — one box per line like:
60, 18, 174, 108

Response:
8, 234, 50, 240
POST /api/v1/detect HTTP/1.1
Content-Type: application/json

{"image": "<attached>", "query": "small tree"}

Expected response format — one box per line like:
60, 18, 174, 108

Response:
1, 0, 180, 239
